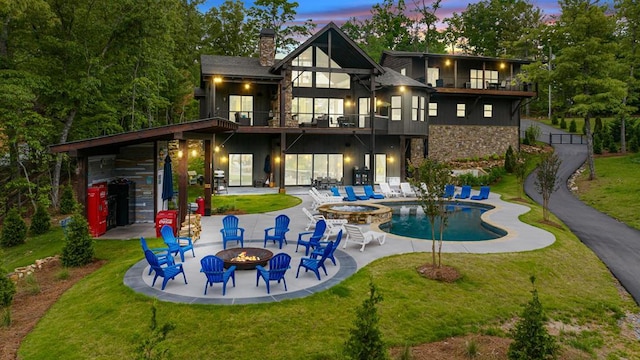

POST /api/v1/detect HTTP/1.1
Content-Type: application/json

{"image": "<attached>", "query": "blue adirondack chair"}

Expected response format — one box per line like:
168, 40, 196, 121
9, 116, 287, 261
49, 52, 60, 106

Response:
140, 237, 173, 275
256, 253, 291, 294
455, 185, 472, 199
470, 186, 491, 200
311, 230, 342, 266
161, 225, 195, 262
344, 186, 367, 201
144, 249, 187, 290
444, 184, 455, 198
296, 219, 327, 255
264, 214, 290, 249
296, 241, 334, 280
364, 185, 385, 199
200, 255, 236, 296
220, 215, 244, 249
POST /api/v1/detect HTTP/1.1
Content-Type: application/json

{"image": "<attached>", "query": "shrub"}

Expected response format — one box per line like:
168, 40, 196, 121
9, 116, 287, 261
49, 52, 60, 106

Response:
1, 207, 27, 247
630, 136, 639, 153
59, 185, 76, 215
508, 276, 558, 360
134, 303, 175, 360
593, 134, 603, 155
504, 145, 516, 173
344, 280, 388, 360
594, 117, 603, 135
608, 141, 619, 153
550, 114, 558, 126
569, 119, 577, 133
560, 118, 567, 129
30, 202, 51, 236
0, 266, 16, 327
601, 128, 612, 151
61, 212, 95, 267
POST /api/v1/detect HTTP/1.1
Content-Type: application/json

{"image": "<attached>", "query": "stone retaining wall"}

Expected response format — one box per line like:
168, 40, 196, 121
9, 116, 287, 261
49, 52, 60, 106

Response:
429, 125, 519, 162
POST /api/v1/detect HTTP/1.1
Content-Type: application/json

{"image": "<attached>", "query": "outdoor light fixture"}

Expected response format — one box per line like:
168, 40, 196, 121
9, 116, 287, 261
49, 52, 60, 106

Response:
345, 156, 351, 163
399, 86, 406, 92
274, 156, 281, 164
388, 156, 394, 163
244, 83, 251, 90
500, 62, 506, 69
445, 59, 451, 66
214, 146, 220, 153
191, 149, 198, 157
213, 76, 222, 83
221, 156, 228, 163
177, 150, 184, 159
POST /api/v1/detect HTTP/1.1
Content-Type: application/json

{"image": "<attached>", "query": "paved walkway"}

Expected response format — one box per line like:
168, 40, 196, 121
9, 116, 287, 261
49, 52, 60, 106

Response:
122, 186, 555, 304
522, 119, 640, 305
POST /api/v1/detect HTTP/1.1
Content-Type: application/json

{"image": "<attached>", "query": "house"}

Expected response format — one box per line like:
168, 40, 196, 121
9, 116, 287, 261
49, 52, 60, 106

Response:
198, 22, 535, 189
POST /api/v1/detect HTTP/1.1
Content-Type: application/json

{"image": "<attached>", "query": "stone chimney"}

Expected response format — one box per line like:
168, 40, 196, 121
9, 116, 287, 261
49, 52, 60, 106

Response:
259, 29, 276, 67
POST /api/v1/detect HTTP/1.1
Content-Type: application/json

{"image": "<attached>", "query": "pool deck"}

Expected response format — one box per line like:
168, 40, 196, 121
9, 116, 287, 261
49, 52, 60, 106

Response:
121, 186, 554, 304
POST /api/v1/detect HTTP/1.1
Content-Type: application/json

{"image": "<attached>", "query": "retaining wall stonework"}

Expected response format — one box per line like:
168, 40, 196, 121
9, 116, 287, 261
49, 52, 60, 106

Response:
428, 125, 519, 162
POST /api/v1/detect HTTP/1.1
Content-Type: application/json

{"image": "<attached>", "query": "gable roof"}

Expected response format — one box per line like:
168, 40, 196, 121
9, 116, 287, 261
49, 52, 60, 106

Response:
200, 55, 283, 81
273, 22, 384, 75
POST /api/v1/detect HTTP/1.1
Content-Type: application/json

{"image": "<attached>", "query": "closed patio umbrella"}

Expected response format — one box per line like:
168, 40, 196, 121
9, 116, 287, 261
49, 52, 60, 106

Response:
162, 155, 174, 207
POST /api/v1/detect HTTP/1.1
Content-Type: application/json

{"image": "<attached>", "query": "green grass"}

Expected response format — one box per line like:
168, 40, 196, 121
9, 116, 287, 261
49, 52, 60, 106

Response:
14, 172, 640, 359
2, 227, 66, 270
536, 117, 613, 134
186, 185, 301, 213
577, 153, 640, 230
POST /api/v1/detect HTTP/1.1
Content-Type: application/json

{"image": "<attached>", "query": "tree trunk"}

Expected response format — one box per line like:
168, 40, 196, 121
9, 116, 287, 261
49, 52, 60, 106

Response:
431, 227, 436, 267
584, 116, 596, 180
51, 109, 77, 209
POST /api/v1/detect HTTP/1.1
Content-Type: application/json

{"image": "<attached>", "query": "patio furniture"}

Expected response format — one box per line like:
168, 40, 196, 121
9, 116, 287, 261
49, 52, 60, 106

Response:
161, 225, 195, 262
379, 182, 400, 197
220, 215, 245, 249
144, 249, 187, 290
364, 185, 384, 199
296, 241, 334, 280
399, 182, 416, 197
343, 224, 386, 252
330, 186, 341, 197
311, 230, 342, 266
470, 186, 491, 200
444, 184, 455, 198
344, 186, 368, 201
255, 253, 291, 294
200, 255, 236, 296
296, 219, 327, 256
303, 207, 324, 230
309, 188, 341, 210
263, 214, 290, 249
140, 237, 173, 275
455, 185, 472, 199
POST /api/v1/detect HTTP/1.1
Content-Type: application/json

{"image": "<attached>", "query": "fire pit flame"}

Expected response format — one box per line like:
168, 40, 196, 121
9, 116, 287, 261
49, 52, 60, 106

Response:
230, 251, 260, 262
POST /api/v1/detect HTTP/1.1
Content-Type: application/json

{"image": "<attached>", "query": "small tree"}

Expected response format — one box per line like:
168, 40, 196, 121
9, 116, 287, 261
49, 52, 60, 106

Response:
513, 151, 531, 199
534, 152, 561, 222
408, 159, 452, 268
0, 266, 16, 327
523, 124, 541, 146
134, 302, 175, 360
559, 117, 567, 129
507, 276, 558, 360
59, 185, 76, 215
30, 202, 51, 235
569, 119, 577, 133
1, 207, 27, 247
504, 145, 516, 173
593, 133, 603, 155
61, 212, 95, 267
344, 280, 387, 360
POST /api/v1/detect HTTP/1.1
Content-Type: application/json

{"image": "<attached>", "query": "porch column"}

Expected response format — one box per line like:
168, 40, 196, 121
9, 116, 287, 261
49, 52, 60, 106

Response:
203, 139, 212, 216
178, 139, 188, 224
279, 132, 286, 194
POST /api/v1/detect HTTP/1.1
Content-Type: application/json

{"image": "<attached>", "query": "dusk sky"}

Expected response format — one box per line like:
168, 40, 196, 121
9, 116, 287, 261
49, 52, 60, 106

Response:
200, 0, 563, 28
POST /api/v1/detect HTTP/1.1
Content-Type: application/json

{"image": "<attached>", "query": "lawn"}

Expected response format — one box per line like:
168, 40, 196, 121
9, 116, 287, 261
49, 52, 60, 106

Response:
13, 172, 640, 359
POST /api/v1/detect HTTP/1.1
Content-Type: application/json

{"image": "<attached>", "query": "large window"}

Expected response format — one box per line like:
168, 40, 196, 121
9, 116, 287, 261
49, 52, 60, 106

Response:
427, 67, 439, 86
292, 47, 350, 89
228, 154, 253, 186
365, 154, 387, 184
457, 104, 466, 117
390, 96, 402, 121
229, 95, 253, 123
286, 154, 343, 185
358, 98, 377, 127
470, 69, 498, 89
412, 96, 425, 121
292, 97, 344, 125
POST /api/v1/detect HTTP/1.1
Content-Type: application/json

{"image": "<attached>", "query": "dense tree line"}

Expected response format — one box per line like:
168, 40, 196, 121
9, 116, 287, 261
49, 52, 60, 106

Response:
1, 0, 639, 213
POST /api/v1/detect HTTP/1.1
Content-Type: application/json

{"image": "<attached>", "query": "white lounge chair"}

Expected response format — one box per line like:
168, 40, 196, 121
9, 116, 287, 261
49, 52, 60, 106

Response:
379, 182, 400, 198
302, 207, 324, 230
399, 182, 416, 197
308, 189, 342, 210
302, 207, 347, 239
343, 224, 386, 252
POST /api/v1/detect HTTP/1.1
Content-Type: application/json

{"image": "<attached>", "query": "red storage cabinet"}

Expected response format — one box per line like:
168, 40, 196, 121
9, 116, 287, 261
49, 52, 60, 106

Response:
156, 210, 178, 237
87, 185, 108, 237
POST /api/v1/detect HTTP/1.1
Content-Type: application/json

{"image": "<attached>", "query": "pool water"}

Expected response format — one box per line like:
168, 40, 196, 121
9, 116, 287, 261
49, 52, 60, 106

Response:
379, 202, 507, 241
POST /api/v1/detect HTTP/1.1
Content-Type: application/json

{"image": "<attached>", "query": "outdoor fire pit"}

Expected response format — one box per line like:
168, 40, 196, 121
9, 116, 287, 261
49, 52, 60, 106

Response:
215, 247, 274, 270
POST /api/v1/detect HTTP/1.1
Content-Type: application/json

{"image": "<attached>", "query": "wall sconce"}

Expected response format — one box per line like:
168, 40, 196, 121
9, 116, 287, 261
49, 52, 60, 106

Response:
244, 83, 251, 90
221, 156, 228, 163
214, 146, 220, 153
213, 76, 222, 84
274, 156, 281, 164
500, 62, 506, 69
177, 150, 184, 159
399, 86, 406, 92
445, 59, 451, 66
345, 156, 351, 163
387, 156, 395, 163
191, 149, 198, 157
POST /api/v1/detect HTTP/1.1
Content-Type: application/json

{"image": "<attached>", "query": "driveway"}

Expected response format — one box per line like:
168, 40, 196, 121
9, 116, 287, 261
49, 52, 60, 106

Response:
522, 119, 640, 305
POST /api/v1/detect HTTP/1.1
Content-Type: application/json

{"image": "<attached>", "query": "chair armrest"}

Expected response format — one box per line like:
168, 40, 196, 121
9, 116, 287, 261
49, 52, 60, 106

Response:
297, 231, 314, 240
176, 236, 193, 245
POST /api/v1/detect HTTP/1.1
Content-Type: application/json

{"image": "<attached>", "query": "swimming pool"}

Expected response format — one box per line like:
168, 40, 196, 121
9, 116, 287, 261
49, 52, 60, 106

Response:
378, 201, 507, 241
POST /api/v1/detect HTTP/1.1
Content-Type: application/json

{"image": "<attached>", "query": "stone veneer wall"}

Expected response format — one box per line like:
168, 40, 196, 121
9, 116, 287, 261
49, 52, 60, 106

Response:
428, 125, 519, 162
259, 32, 275, 67
409, 138, 425, 166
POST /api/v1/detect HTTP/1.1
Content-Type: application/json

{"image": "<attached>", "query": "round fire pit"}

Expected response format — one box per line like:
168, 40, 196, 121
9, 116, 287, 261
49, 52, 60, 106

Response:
215, 247, 274, 270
